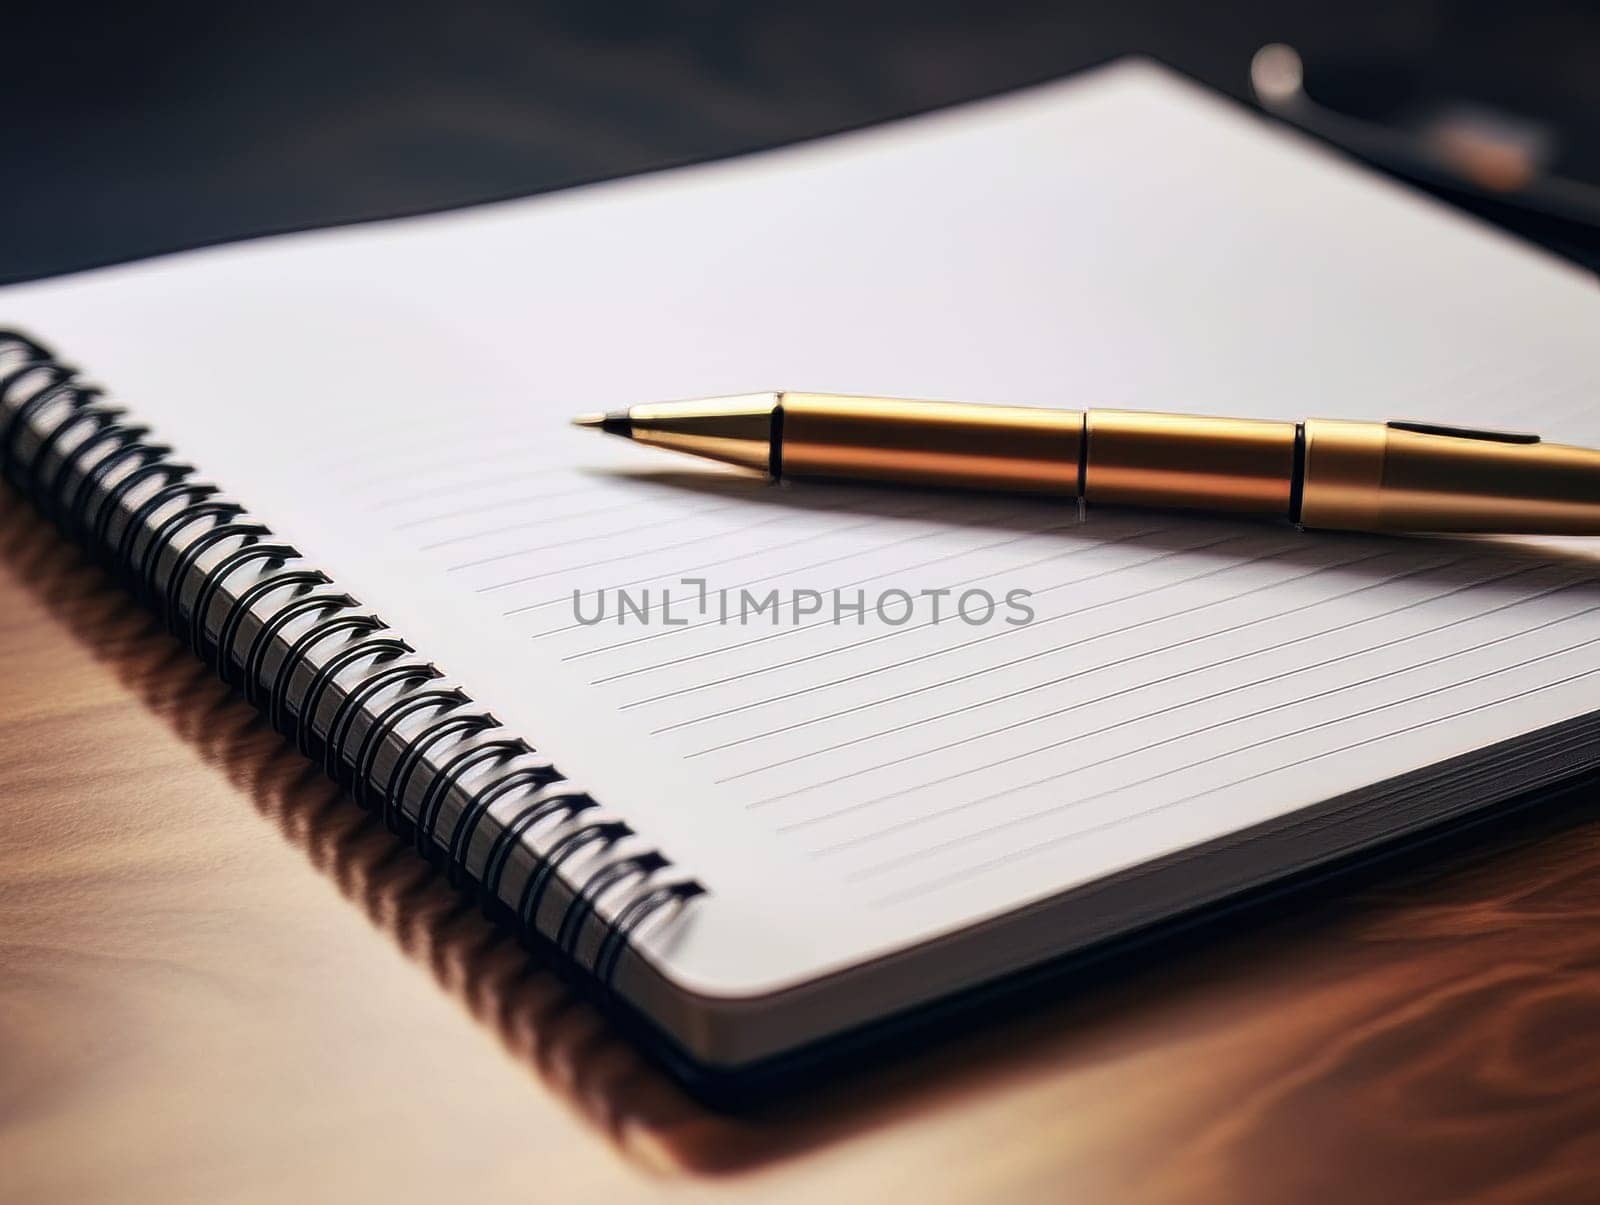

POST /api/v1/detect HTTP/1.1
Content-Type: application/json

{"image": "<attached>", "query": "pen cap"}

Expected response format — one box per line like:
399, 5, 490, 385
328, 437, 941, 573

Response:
1300, 419, 1600, 534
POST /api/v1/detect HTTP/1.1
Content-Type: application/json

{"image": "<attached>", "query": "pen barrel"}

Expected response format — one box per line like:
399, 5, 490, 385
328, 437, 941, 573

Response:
1082, 410, 1298, 516
779, 393, 1083, 494
1301, 419, 1600, 534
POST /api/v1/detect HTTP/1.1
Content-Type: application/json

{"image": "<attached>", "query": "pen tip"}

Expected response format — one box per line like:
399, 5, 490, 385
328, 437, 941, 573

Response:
570, 409, 634, 436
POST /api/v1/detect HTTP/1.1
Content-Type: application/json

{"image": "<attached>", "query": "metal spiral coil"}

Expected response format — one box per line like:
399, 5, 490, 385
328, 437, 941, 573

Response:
0, 329, 701, 999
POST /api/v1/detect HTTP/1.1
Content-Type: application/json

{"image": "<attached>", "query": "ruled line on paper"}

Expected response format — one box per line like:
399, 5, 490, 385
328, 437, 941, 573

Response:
866, 640, 1600, 908
443, 499, 744, 571
733, 547, 1447, 798
842, 594, 1600, 884
787, 564, 1572, 844
665, 534, 1314, 746
569, 499, 1043, 668
476, 487, 956, 601
332, 434, 557, 486
517, 494, 996, 629
368, 464, 571, 510
643, 534, 1267, 723
506, 507, 861, 620
474, 518, 801, 593
584, 518, 1087, 683
416, 495, 652, 550
649, 527, 1263, 736
393, 482, 593, 530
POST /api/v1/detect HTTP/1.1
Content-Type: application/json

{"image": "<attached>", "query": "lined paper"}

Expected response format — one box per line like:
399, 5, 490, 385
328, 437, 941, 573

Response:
9, 59, 1600, 995
326, 425, 1600, 920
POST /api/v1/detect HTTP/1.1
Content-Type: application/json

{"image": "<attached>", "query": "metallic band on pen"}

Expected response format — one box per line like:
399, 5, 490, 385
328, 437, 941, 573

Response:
1298, 419, 1386, 530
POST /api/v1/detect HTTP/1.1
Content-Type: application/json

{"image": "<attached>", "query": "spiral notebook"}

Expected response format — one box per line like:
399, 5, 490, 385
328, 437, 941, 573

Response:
5, 60, 1600, 1095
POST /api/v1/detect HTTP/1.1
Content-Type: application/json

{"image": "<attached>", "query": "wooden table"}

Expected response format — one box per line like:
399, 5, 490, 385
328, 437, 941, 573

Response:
4, 495, 1599, 1205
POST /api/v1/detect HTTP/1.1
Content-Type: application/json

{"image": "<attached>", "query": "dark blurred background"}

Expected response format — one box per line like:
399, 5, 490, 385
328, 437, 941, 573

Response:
5, 1, 1599, 283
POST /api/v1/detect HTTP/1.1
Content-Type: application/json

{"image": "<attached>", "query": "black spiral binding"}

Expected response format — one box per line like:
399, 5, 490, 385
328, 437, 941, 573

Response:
0, 330, 702, 999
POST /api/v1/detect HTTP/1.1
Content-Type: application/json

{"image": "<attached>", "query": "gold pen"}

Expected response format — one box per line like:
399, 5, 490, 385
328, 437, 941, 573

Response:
573, 392, 1600, 535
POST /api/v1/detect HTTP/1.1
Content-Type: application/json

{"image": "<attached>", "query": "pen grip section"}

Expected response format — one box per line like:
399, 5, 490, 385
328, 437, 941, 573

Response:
780, 393, 1082, 494
1083, 410, 1297, 516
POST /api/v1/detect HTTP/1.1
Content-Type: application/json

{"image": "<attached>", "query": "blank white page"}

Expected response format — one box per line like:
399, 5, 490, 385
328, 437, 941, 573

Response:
7, 59, 1600, 1000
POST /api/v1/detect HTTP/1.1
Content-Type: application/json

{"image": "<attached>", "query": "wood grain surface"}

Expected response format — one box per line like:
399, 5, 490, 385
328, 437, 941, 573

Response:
3, 492, 1600, 1205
